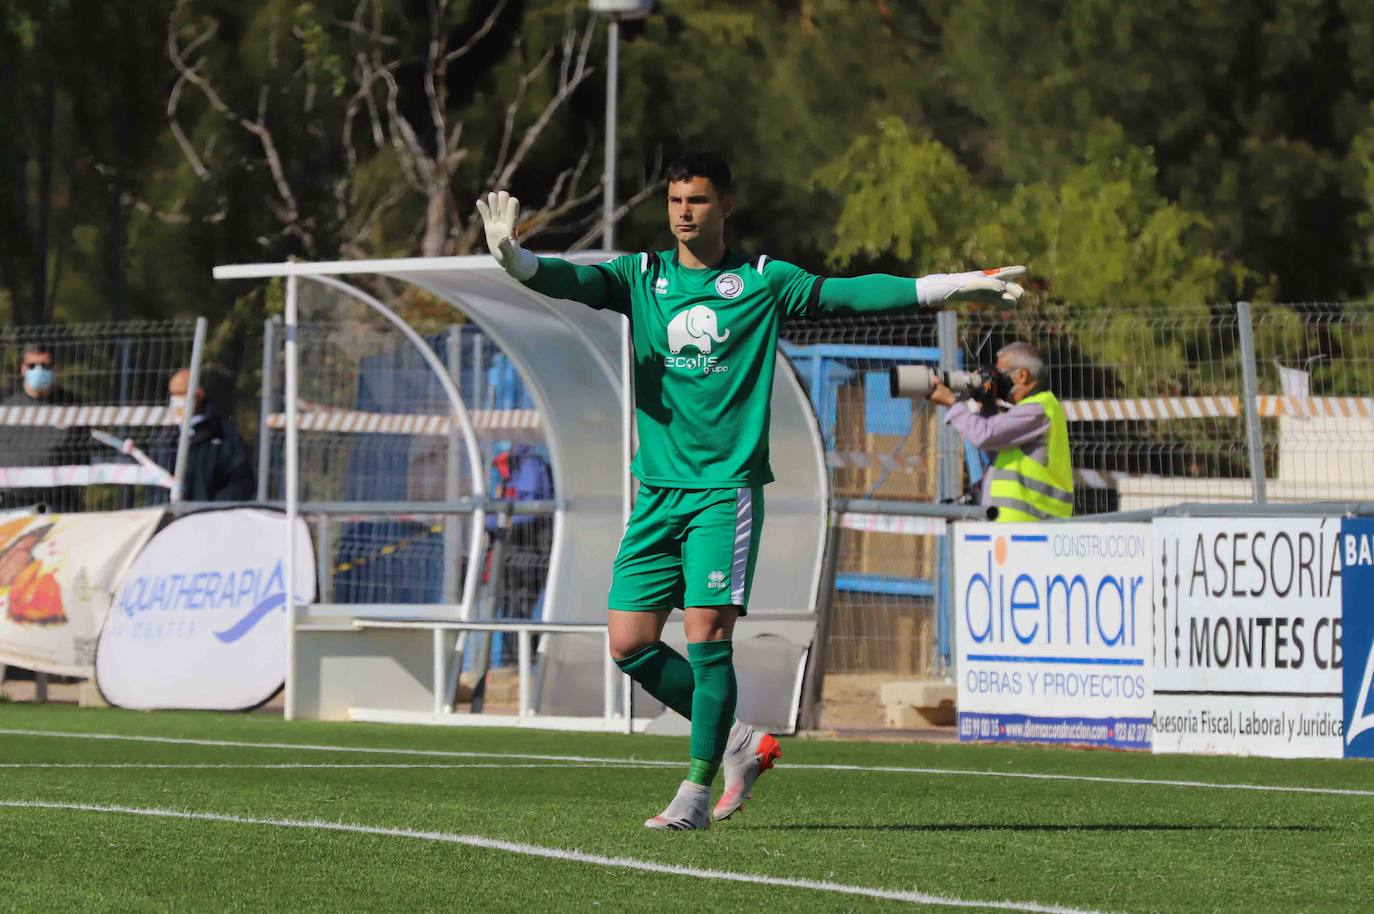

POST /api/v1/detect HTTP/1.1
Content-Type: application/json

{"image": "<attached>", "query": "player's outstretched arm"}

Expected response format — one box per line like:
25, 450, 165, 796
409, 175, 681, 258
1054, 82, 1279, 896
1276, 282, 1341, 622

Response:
805, 265, 1026, 317
476, 191, 617, 310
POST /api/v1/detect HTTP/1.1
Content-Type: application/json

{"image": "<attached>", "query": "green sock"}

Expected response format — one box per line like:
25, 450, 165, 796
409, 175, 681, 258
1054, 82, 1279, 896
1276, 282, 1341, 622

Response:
687, 757, 718, 786
686, 640, 736, 785
613, 641, 694, 719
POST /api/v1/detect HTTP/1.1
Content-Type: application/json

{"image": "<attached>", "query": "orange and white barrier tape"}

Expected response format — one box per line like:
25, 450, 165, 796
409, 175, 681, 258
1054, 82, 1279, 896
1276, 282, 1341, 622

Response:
0, 464, 172, 488
265, 406, 541, 435
1062, 396, 1374, 422
0, 404, 179, 427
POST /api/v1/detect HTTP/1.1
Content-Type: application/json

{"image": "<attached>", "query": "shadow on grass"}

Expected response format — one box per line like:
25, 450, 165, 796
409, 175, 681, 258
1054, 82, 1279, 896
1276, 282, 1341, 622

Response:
742, 823, 1331, 833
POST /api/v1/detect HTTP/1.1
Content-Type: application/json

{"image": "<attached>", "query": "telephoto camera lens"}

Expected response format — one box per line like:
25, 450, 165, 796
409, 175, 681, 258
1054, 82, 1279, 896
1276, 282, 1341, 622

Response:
889, 366, 990, 399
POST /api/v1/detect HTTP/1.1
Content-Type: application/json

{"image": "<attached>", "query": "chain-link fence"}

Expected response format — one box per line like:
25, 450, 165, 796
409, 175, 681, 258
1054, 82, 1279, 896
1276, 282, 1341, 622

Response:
957, 306, 1254, 512
0, 321, 203, 513
17, 302, 1368, 711
1250, 305, 1374, 502
783, 315, 947, 683
784, 301, 1374, 689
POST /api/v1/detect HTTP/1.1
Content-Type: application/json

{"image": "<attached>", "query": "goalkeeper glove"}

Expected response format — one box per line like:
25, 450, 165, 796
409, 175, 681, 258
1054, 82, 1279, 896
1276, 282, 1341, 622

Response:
916, 266, 1027, 307
475, 190, 539, 281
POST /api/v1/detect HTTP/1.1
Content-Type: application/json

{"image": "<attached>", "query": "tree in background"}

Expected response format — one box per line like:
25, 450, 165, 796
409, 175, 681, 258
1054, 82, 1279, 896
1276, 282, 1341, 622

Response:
0, 1, 170, 324
163, 0, 663, 263
4, 0, 1374, 326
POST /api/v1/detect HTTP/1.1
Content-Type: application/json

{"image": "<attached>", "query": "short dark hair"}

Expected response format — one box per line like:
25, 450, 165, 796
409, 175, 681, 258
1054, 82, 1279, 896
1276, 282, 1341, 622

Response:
19, 341, 54, 365
665, 152, 733, 195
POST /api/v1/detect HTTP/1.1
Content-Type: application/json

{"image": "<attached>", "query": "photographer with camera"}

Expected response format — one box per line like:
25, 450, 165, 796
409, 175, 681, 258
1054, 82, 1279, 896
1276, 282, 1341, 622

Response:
923, 342, 1073, 522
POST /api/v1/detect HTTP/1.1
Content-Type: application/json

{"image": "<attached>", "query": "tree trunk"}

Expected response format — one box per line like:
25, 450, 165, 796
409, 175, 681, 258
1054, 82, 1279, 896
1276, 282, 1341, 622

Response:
30, 68, 57, 324
422, 180, 449, 256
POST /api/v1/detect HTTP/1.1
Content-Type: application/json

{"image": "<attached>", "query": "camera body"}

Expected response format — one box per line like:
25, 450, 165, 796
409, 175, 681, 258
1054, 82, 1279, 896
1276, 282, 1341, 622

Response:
889, 365, 997, 403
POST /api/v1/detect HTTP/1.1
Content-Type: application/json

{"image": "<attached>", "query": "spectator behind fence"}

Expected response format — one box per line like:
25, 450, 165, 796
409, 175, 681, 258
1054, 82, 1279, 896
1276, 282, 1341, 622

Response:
926, 341, 1074, 522
0, 342, 88, 512
150, 369, 255, 502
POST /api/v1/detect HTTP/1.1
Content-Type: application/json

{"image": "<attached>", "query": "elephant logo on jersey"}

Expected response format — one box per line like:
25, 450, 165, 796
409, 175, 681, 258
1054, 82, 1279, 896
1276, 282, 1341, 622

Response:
667, 305, 731, 355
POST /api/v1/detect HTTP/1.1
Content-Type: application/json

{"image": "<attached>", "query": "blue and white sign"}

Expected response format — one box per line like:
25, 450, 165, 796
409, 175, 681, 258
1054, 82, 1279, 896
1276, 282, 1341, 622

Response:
1153, 517, 1343, 758
1342, 518, 1374, 758
954, 523, 1153, 750
95, 509, 314, 710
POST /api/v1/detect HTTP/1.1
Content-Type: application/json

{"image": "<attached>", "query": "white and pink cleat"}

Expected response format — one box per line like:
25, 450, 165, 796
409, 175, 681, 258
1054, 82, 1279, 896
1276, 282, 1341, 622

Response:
712, 723, 782, 822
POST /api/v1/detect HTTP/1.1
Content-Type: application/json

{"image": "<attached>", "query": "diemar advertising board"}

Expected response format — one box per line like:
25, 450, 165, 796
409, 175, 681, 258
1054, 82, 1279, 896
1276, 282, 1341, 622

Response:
95, 508, 314, 710
1341, 517, 1374, 759
1153, 517, 1343, 758
954, 523, 1153, 750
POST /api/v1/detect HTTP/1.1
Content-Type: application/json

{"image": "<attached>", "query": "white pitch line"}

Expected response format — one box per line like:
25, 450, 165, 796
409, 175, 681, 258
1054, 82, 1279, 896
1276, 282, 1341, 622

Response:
0, 728, 679, 767
0, 762, 657, 770
2, 728, 1371, 798
789, 763, 1374, 798
0, 799, 1112, 914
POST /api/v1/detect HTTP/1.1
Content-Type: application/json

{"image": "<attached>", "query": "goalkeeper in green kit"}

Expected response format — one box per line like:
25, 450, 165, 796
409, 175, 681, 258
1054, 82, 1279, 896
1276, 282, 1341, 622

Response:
476, 153, 1024, 830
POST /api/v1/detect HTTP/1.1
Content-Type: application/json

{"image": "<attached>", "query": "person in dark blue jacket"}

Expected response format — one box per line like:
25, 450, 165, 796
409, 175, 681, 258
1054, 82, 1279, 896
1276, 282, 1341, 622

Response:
152, 369, 255, 502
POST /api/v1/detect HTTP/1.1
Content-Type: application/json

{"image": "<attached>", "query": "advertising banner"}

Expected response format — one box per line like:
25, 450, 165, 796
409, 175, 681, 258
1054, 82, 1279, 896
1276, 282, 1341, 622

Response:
1341, 518, 1374, 759
1153, 517, 1343, 758
95, 508, 314, 710
0, 509, 162, 676
954, 523, 1153, 750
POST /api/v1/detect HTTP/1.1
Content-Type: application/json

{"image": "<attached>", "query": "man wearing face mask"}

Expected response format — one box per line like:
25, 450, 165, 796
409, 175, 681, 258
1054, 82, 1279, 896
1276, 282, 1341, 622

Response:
0, 343, 86, 512
148, 369, 254, 502
926, 341, 1073, 522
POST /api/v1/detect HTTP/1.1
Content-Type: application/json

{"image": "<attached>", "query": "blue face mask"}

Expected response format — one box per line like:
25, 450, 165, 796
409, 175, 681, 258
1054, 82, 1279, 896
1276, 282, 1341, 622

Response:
24, 366, 54, 393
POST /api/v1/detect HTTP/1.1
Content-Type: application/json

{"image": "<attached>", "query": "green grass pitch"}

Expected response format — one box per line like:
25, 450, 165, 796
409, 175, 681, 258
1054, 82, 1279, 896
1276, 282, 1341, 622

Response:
1, 704, 1371, 913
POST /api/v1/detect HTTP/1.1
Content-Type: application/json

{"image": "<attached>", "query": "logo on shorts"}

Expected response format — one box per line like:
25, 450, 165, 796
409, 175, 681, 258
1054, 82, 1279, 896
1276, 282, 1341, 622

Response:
714, 273, 743, 299
707, 570, 727, 589
654, 277, 669, 295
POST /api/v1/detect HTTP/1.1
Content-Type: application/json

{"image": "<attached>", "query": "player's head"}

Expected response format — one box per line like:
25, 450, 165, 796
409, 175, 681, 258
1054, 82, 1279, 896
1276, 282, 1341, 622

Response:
665, 152, 733, 248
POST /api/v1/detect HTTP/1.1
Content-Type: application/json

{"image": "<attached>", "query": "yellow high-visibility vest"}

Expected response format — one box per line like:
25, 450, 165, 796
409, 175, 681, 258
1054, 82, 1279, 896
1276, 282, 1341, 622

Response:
987, 390, 1073, 522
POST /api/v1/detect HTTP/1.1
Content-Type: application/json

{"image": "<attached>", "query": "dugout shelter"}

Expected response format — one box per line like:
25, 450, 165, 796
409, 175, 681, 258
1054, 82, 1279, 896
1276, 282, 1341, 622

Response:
213, 254, 829, 733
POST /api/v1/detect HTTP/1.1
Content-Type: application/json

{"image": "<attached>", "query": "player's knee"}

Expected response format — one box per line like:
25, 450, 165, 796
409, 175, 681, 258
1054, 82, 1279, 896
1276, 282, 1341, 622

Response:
609, 631, 654, 660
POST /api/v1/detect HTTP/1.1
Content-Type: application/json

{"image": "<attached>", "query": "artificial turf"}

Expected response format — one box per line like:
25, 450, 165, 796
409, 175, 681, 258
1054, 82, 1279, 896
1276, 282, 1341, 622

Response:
0, 704, 1370, 913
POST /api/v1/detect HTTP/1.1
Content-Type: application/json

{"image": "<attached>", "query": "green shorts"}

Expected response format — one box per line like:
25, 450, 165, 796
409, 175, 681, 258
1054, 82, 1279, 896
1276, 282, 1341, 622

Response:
607, 484, 765, 614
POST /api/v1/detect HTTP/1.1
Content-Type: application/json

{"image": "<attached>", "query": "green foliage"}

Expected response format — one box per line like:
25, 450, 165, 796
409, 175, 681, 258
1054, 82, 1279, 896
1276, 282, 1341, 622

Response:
818, 118, 1248, 393
820, 119, 1234, 312
3, 0, 1374, 382
815, 119, 980, 269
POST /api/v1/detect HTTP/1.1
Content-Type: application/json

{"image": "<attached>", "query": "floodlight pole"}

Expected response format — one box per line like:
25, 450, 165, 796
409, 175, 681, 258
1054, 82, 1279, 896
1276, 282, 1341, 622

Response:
592, 1, 652, 248
601, 18, 620, 249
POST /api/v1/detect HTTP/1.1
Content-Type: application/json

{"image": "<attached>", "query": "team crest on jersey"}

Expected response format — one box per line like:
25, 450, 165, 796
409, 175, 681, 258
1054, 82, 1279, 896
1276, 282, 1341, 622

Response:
654, 277, 669, 295
714, 273, 744, 299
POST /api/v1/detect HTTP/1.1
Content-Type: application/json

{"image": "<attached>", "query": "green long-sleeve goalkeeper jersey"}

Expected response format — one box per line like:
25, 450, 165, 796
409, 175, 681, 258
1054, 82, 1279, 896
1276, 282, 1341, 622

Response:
523, 249, 922, 488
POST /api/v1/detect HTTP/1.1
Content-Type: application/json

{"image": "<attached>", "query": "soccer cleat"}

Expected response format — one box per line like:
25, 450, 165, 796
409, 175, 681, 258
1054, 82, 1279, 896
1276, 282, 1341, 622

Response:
644, 780, 712, 831
713, 725, 782, 822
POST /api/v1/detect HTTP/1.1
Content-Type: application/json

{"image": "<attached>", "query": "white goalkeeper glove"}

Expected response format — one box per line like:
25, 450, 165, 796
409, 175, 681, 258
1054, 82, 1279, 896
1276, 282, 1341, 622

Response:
917, 265, 1027, 307
475, 190, 539, 281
